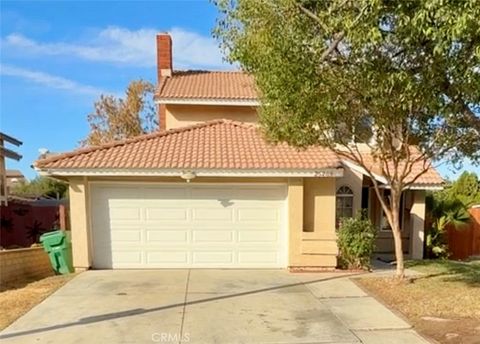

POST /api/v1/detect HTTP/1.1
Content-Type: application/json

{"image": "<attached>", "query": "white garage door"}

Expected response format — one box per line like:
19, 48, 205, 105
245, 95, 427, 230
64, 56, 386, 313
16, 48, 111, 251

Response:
90, 183, 287, 268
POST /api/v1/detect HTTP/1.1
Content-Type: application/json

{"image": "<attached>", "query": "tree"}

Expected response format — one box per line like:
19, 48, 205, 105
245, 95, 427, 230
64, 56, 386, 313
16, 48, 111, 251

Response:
441, 172, 480, 207
215, 0, 480, 278
11, 176, 68, 199
81, 80, 157, 146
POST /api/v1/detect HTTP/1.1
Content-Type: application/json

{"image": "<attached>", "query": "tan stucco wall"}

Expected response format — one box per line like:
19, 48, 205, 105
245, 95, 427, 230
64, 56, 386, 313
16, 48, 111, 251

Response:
69, 177, 92, 271
409, 190, 426, 259
304, 178, 337, 233
165, 104, 258, 130
290, 177, 338, 269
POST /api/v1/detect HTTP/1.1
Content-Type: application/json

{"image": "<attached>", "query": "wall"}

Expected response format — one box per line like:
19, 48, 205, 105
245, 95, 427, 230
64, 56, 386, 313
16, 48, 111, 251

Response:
165, 104, 258, 129
290, 177, 338, 270
0, 247, 53, 285
69, 178, 92, 271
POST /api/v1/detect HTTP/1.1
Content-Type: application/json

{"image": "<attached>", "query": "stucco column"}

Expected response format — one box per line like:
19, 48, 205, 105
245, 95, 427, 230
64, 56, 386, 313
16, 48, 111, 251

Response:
410, 190, 426, 259
68, 177, 92, 271
287, 178, 303, 266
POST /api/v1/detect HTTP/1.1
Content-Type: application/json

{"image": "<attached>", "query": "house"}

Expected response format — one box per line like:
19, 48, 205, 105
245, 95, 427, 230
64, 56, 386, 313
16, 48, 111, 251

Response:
34, 34, 443, 271
6, 169, 27, 190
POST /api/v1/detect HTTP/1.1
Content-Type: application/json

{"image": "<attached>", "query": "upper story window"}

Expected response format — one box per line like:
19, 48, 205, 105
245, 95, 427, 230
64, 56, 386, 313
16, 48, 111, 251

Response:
336, 186, 354, 228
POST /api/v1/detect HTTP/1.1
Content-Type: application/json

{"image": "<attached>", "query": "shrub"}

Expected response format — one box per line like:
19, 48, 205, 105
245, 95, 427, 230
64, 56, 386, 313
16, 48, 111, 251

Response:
337, 213, 377, 270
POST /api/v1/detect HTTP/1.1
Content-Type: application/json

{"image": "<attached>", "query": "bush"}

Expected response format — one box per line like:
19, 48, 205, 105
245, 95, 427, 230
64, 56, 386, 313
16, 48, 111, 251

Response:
337, 214, 377, 270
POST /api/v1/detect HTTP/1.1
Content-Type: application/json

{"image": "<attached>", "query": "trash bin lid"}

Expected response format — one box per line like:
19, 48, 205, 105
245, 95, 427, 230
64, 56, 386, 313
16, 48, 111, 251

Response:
40, 230, 66, 247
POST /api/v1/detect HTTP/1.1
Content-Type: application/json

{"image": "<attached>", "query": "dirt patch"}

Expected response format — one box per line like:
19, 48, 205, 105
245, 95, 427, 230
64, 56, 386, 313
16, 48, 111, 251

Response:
0, 274, 76, 330
356, 261, 480, 344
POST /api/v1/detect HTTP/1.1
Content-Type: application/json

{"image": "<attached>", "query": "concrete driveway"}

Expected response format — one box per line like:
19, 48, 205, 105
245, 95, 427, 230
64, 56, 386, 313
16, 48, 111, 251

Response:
0, 270, 429, 344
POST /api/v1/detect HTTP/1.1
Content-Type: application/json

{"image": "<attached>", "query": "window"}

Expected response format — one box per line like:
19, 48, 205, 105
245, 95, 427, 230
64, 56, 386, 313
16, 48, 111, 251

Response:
336, 186, 354, 228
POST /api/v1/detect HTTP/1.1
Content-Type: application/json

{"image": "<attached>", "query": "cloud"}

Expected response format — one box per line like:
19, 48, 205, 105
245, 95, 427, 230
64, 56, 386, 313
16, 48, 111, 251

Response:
0, 63, 108, 96
2, 27, 229, 69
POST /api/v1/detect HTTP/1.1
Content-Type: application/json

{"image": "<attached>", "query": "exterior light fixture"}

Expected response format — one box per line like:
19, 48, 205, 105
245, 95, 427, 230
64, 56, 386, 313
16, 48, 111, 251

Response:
180, 171, 196, 183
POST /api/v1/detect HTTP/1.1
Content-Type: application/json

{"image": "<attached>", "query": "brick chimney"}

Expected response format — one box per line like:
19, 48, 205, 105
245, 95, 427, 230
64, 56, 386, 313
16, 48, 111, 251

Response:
156, 33, 172, 131
157, 33, 172, 80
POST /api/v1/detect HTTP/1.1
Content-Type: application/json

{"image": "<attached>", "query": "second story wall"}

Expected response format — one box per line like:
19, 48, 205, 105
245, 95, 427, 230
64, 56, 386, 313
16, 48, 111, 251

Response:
165, 104, 258, 130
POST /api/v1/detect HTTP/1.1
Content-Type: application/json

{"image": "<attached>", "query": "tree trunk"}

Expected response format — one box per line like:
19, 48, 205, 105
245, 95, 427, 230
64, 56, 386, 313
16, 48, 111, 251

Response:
370, 180, 406, 279
391, 218, 405, 279
390, 188, 405, 279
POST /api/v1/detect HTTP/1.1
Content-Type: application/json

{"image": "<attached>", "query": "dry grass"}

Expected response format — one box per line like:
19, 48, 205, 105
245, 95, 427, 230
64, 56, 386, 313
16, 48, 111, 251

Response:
357, 260, 480, 344
0, 274, 75, 330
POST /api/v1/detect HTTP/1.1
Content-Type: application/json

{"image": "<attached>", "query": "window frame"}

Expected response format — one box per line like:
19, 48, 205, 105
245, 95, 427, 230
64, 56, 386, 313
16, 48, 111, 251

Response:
335, 185, 355, 229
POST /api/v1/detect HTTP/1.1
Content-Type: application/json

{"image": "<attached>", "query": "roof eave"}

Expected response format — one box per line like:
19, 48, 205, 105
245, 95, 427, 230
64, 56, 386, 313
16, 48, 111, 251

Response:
341, 159, 444, 190
36, 167, 344, 178
155, 98, 260, 106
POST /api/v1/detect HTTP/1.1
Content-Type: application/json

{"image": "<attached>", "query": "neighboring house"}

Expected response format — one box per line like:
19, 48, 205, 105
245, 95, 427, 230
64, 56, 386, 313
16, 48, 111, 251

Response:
34, 34, 443, 271
6, 169, 27, 191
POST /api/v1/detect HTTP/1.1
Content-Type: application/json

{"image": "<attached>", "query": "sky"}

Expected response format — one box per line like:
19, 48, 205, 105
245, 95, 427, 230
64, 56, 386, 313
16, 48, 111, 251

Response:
0, 0, 478, 180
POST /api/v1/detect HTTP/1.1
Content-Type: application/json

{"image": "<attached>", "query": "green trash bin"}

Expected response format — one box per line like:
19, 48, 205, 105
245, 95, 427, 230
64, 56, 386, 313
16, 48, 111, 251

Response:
40, 230, 74, 274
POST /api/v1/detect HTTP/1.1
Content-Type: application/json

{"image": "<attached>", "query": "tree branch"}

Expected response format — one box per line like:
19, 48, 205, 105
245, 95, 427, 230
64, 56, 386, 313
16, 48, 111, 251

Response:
298, 5, 329, 32
298, 3, 367, 63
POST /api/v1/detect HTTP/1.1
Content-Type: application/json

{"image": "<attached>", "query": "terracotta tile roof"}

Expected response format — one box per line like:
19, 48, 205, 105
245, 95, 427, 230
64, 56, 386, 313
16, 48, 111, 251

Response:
345, 151, 444, 186
6, 169, 24, 178
35, 120, 443, 186
410, 166, 444, 185
157, 71, 257, 100
34, 120, 340, 170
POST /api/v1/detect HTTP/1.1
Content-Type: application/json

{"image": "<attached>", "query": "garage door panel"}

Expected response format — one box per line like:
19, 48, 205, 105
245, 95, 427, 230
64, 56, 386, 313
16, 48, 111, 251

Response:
193, 251, 233, 264
91, 183, 287, 268
192, 230, 233, 243
147, 251, 188, 264
146, 230, 188, 243
234, 187, 285, 200
145, 207, 189, 221
238, 251, 279, 264
237, 208, 279, 222
192, 208, 233, 221
110, 230, 142, 242
109, 207, 142, 221
111, 251, 142, 264
238, 230, 278, 243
